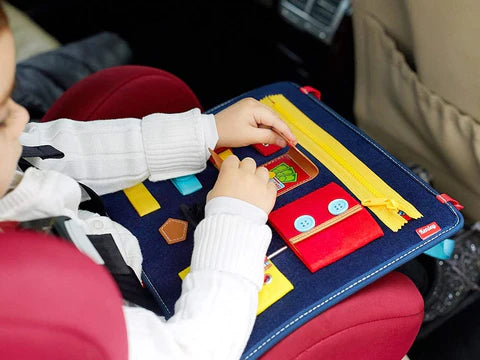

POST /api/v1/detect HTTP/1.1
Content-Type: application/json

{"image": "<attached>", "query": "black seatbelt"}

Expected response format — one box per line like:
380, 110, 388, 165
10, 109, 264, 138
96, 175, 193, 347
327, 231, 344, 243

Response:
88, 234, 163, 315
8, 217, 164, 317
19, 145, 108, 216
16, 147, 164, 315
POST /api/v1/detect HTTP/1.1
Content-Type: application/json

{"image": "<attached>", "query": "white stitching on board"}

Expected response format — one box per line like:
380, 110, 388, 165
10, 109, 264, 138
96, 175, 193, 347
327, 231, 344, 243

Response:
142, 271, 171, 317
244, 209, 460, 359
243, 88, 462, 360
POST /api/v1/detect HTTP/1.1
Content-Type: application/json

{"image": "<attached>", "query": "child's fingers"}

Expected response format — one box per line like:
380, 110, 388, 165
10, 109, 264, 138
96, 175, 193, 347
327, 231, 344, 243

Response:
253, 128, 287, 147
267, 181, 278, 196
220, 154, 240, 170
239, 157, 257, 173
253, 104, 297, 144
255, 166, 270, 182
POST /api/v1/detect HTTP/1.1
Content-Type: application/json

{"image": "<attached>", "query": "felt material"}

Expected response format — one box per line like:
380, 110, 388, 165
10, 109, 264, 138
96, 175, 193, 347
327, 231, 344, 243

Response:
170, 175, 202, 196
218, 148, 234, 160
269, 182, 384, 272
45, 76, 461, 359
123, 182, 161, 217
253, 143, 283, 156
0, 230, 128, 360
258, 259, 294, 315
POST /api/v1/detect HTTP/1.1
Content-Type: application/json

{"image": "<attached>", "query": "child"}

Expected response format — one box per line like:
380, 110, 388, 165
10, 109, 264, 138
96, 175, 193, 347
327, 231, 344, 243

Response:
0, 3, 297, 359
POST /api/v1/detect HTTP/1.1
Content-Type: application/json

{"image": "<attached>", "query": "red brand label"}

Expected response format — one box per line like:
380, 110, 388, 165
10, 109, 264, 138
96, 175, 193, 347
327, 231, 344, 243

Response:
416, 222, 441, 240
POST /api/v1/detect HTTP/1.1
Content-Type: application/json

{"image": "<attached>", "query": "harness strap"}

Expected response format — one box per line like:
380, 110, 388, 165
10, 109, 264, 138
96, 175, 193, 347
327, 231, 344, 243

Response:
15, 146, 162, 314
21, 145, 65, 159
18, 145, 107, 216
88, 234, 163, 315
2, 219, 164, 316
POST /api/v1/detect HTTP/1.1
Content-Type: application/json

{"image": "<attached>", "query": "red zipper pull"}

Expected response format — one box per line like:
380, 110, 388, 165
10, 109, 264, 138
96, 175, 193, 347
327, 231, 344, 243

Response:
436, 194, 464, 210
300, 86, 321, 100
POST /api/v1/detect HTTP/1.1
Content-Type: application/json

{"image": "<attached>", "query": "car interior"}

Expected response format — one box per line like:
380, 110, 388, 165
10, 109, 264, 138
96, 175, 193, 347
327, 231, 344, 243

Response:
2, 1, 480, 359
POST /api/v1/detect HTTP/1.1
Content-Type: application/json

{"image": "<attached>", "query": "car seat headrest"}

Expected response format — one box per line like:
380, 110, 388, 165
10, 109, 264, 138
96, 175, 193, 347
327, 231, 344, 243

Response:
0, 229, 128, 360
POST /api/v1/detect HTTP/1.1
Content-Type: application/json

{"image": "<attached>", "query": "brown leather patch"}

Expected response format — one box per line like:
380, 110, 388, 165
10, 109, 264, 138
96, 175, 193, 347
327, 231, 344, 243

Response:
159, 218, 188, 244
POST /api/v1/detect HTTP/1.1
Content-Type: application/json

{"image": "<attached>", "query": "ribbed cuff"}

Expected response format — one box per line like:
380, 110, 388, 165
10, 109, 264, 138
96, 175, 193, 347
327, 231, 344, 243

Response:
205, 197, 268, 226
142, 109, 212, 181
191, 214, 272, 290
202, 113, 219, 151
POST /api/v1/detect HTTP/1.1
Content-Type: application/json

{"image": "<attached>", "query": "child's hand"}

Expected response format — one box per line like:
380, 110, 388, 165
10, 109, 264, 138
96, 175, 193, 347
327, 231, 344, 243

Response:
207, 155, 277, 215
214, 98, 297, 149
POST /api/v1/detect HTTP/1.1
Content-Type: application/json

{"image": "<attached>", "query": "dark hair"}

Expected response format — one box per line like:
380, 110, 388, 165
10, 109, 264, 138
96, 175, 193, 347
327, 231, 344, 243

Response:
0, 1, 8, 30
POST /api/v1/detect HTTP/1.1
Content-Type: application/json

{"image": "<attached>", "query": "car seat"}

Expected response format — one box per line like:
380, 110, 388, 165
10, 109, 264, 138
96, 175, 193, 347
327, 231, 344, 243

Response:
0, 228, 423, 359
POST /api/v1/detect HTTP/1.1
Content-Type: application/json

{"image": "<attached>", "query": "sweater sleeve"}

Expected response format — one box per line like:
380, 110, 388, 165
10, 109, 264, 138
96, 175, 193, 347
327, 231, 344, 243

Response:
123, 198, 272, 360
19, 109, 218, 195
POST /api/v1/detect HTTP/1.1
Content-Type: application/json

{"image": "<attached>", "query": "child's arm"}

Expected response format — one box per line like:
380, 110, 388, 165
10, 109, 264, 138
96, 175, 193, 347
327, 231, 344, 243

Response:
20, 108, 216, 195
124, 155, 276, 360
20, 98, 295, 196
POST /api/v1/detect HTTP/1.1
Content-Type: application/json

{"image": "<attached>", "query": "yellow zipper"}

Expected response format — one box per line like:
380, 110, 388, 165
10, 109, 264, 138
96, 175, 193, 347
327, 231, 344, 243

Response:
261, 94, 422, 232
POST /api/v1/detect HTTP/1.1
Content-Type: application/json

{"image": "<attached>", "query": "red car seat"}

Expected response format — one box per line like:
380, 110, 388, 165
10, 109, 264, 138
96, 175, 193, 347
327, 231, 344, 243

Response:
0, 230, 128, 360
0, 229, 423, 359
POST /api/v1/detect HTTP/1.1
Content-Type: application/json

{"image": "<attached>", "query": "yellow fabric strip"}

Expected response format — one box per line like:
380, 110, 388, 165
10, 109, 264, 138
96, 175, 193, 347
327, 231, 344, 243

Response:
257, 259, 294, 315
261, 94, 422, 232
290, 204, 363, 245
218, 148, 234, 160
123, 183, 161, 217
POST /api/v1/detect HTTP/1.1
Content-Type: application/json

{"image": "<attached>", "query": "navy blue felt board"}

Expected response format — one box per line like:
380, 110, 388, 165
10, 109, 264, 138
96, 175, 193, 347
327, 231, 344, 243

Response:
102, 82, 463, 359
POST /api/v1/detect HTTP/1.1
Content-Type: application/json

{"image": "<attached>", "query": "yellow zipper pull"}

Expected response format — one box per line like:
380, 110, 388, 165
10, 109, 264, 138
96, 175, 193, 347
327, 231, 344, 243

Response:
362, 198, 400, 211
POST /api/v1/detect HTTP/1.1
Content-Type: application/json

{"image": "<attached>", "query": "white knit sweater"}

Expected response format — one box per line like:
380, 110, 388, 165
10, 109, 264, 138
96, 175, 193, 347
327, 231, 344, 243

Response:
0, 109, 272, 360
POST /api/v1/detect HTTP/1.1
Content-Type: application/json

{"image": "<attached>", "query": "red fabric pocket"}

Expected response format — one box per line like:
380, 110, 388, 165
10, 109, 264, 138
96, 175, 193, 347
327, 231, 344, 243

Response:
269, 182, 384, 272
262, 146, 318, 196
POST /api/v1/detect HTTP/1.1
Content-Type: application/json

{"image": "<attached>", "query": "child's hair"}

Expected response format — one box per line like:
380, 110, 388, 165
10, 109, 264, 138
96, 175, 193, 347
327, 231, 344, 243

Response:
0, 1, 8, 30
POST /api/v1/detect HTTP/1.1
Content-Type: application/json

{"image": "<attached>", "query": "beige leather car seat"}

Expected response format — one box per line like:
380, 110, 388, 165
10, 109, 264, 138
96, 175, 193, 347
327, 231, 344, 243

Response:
352, 0, 480, 221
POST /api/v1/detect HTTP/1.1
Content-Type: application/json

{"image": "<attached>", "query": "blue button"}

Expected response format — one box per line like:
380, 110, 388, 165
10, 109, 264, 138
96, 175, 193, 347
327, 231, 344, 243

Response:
294, 215, 315, 232
171, 175, 202, 196
328, 199, 349, 215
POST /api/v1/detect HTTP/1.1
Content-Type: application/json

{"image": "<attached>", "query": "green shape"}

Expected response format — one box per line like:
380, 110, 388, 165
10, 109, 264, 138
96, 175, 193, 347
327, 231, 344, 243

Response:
275, 166, 295, 177
272, 163, 290, 174
277, 173, 297, 183
272, 163, 298, 183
